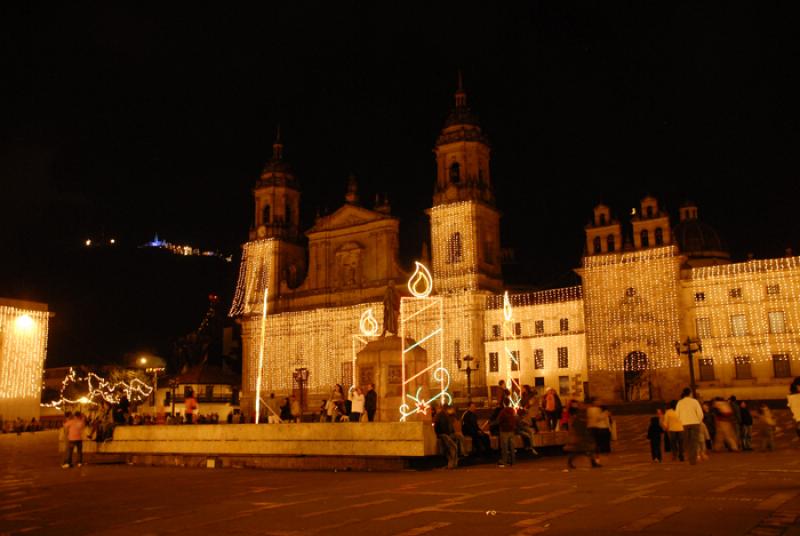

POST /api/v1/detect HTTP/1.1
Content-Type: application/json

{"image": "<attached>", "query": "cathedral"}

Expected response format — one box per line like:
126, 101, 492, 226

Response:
231, 80, 800, 417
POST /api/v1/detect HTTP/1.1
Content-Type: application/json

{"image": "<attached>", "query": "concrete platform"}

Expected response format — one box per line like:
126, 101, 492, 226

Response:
70, 422, 439, 470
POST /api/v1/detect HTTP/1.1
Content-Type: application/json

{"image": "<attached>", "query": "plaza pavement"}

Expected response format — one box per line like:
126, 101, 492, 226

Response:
1, 413, 800, 536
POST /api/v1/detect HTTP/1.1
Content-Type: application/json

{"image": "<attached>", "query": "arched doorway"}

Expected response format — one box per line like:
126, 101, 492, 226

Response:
624, 351, 652, 401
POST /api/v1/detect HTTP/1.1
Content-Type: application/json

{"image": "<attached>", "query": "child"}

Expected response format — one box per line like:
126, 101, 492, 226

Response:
757, 404, 776, 451
559, 405, 571, 432
647, 416, 663, 463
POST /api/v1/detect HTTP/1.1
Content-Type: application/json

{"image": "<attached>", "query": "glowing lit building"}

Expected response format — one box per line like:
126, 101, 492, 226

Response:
232, 81, 799, 412
0, 298, 50, 421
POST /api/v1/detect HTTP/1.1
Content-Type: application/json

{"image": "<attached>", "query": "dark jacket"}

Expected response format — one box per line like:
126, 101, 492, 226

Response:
434, 411, 454, 436
365, 390, 377, 412
461, 410, 482, 437
647, 417, 663, 441
497, 407, 517, 433
740, 406, 753, 426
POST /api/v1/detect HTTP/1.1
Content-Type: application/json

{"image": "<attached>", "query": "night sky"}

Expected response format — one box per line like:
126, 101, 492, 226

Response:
2, 4, 799, 366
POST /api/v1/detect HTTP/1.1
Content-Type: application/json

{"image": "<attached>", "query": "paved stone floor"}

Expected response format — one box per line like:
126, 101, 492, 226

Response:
2, 415, 800, 536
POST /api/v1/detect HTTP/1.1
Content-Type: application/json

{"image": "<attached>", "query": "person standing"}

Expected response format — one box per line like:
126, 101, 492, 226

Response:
328, 384, 344, 422
496, 380, 508, 407
62, 411, 86, 468
702, 402, 716, 451
183, 389, 198, 424
586, 398, 603, 462
662, 400, 684, 462
647, 415, 663, 463
290, 394, 302, 423
788, 383, 800, 441
565, 401, 600, 470
365, 384, 378, 422
711, 397, 739, 452
279, 397, 292, 422
497, 398, 518, 467
757, 403, 776, 451
349, 387, 365, 423
597, 406, 613, 455
543, 388, 562, 432
434, 403, 459, 469
675, 388, 704, 465
739, 401, 753, 451
729, 395, 743, 449
266, 392, 281, 423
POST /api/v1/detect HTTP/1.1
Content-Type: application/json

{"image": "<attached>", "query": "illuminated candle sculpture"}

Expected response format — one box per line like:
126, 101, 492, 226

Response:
399, 262, 451, 421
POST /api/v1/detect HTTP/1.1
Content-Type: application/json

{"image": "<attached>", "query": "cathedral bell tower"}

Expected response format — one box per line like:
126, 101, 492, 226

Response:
428, 74, 502, 293
250, 128, 301, 242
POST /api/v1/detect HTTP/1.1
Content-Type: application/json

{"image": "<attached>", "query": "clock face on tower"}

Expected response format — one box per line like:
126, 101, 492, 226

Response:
257, 225, 267, 238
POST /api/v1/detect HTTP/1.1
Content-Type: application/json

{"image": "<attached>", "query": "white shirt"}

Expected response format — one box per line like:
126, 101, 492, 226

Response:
675, 396, 703, 426
788, 393, 800, 422
350, 393, 365, 414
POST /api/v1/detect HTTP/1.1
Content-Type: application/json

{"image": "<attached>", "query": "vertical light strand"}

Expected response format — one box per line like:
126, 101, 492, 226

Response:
255, 287, 268, 424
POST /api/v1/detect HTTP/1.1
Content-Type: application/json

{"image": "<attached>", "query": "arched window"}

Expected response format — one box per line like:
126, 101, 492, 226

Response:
449, 162, 461, 184
447, 232, 463, 263
262, 204, 271, 225
655, 227, 663, 246
640, 230, 649, 248
599, 214, 606, 226
646, 206, 654, 218
593, 236, 602, 254
607, 234, 615, 252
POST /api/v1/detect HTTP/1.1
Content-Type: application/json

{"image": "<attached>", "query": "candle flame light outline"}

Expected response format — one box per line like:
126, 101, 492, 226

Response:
352, 307, 380, 390
359, 308, 379, 337
408, 261, 433, 298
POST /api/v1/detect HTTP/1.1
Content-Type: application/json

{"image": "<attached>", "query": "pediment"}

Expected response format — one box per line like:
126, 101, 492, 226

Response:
306, 204, 394, 235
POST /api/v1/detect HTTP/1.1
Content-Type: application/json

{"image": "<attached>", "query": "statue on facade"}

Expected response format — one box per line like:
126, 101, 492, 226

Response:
381, 280, 400, 337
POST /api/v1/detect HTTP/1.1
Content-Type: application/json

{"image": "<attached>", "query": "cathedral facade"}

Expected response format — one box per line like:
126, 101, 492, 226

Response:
231, 82, 799, 417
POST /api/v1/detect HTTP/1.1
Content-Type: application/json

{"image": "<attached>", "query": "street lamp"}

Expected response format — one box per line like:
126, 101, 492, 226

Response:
458, 355, 479, 403
293, 367, 309, 413
675, 337, 703, 398
134, 354, 166, 412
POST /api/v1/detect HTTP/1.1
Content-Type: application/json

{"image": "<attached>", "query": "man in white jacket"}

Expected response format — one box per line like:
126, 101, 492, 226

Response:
676, 387, 704, 465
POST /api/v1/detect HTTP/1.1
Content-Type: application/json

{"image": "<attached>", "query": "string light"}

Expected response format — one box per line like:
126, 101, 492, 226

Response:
581, 246, 682, 372
484, 287, 586, 396
230, 239, 276, 317
241, 302, 384, 394
255, 287, 268, 423
42, 367, 153, 409
686, 257, 800, 372
0, 304, 49, 419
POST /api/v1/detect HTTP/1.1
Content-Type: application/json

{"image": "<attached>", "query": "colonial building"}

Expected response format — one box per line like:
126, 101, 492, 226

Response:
231, 82, 799, 416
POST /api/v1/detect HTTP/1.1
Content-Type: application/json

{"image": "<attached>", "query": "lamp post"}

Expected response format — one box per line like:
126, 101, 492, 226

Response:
169, 378, 179, 417
458, 355, 479, 403
136, 355, 166, 417
293, 367, 309, 412
675, 337, 702, 398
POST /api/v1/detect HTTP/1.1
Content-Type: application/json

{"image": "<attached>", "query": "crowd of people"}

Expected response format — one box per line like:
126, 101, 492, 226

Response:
431, 381, 611, 470
647, 379, 800, 465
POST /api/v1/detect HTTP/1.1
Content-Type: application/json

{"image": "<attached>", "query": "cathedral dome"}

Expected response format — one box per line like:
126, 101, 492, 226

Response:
673, 202, 730, 266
